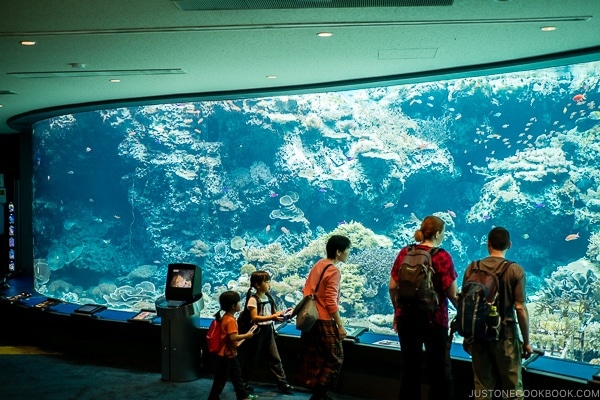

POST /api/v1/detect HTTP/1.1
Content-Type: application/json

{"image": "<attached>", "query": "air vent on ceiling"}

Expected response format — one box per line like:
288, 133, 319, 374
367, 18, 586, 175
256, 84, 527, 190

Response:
173, 0, 453, 11
7, 69, 186, 78
0, 90, 18, 95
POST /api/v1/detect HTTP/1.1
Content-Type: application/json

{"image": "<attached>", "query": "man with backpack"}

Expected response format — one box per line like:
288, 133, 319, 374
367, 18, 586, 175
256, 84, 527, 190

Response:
389, 215, 458, 400
461, 227, 533, 400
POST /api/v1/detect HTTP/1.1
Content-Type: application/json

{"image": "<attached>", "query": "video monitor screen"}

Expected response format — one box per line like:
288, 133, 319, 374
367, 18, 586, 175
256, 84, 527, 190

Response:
165, 263, 202, 302
169, 268, 194, 288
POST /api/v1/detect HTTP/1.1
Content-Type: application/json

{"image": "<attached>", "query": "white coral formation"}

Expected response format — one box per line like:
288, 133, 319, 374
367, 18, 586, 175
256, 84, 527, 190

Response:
269, 192, 307, 223
230, 236, 246, 251
103, 281, 160, 310
466, 174, 528, 223
487, 147, 571, 182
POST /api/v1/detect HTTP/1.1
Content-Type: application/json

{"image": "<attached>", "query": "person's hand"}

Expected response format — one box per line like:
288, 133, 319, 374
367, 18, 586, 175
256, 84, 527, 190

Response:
392, 315, 398, 333
522, 343, 533, 359
273, 311, 284, 322
246, 324, 258, 338
338, 325, 347, 340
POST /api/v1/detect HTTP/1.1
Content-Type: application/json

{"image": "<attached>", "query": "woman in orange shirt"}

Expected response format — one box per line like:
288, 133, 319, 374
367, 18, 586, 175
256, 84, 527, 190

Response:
299, 235, 351, 400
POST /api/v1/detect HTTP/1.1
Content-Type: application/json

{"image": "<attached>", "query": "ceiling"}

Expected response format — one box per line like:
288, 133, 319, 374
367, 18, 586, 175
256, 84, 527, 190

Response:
1, 0, 600, 134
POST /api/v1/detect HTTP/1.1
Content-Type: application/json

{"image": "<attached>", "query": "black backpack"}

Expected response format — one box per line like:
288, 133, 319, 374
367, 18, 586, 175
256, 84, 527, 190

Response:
456, 260, 512, 342
395, 245, 439, 313
237, 292, 275, 334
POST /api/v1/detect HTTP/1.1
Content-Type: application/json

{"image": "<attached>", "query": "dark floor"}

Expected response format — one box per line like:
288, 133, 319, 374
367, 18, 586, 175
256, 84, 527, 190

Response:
0, 344, 373, 400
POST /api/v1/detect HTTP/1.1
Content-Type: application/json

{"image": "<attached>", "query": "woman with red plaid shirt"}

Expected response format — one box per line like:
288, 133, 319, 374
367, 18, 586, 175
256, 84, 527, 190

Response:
389, 215, 458, 400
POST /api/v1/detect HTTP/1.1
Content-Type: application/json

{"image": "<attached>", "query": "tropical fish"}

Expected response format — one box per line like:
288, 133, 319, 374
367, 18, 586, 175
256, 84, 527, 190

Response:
383, 202, 394, 209
85, 147, 92, 152
493, 112, 502, 117
573, 94, 586, 103
482, 214, 491, 221
338, 220, 347, 225
565, 233, 580, 241
281, 226, 290, 234
534, 203, 545, 208
265, 224, 270, 233
447, 210, 456, 218
269, 192, 278, 198
318, 188, 327, 193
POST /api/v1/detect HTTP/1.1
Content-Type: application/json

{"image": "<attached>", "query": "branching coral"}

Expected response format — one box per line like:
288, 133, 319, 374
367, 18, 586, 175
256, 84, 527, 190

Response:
339, 262, 368, 318
532, 258, 600, 352
242, 243, 288, 265
348, 247, 398, 305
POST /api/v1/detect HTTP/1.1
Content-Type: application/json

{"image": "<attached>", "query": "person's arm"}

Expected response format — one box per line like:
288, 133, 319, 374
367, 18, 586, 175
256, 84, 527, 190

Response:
446, 280, 458, 308
515, 301, 533, 358
514, 270, 533, 359
229, 330, 254, 342
388, 276, 399, 309
330, 309, 347, 339
324, 268, 346, 339
249, 305, 283, 323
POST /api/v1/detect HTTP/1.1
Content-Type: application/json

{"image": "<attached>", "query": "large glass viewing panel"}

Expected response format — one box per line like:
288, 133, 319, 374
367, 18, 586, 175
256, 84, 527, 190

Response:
32, 60, 600, 363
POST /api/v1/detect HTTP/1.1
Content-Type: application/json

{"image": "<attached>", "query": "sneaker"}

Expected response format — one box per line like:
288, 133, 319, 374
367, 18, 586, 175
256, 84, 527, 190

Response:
277, 383, 294, 394
244, 395, 259, 400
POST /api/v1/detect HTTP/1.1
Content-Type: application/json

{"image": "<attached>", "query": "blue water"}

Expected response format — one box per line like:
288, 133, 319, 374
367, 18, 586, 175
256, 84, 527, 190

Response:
31, 61, 600, 362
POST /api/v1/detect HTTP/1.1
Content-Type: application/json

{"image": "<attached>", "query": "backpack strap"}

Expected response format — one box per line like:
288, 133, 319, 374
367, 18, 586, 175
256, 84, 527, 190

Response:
264, 291, 277, 314
497, 260, 513, 278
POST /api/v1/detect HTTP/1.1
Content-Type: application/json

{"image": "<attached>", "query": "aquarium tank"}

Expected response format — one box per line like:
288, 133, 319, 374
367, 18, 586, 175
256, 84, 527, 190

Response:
31, 60, 600, 364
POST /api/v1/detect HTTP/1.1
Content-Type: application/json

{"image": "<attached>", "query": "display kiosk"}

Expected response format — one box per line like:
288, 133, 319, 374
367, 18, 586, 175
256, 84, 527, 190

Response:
155, 263, 204, 382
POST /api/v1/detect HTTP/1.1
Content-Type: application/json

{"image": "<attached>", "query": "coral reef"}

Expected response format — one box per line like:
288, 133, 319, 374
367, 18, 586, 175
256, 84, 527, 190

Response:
230, 236, 246, 251
103, 281, 160, 310
530, 258, 600, 361
486, 147, 571, 183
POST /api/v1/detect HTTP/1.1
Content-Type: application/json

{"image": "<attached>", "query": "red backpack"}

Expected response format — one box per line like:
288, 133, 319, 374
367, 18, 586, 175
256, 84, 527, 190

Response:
206, 319, 223, 353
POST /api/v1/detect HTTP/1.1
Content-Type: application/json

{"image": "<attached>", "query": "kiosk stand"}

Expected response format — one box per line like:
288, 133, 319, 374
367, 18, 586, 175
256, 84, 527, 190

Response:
155, 296, 204, 382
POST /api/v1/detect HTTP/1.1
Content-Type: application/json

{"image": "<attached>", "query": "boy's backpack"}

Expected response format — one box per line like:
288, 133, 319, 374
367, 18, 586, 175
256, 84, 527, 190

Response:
395, 245, 439, 313
456, 260, 512, 342
206, 318, 223, 353
237, 292, 276, 334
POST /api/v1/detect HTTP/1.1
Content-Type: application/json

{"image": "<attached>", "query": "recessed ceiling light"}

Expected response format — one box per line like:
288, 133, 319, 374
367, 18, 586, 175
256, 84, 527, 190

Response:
541, 26, 557, 31
109, 79, 121, 83
0, 104, 3, 108
20, 40, 36, 46
266, 75, 277, 79
317, 32, 333, 38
